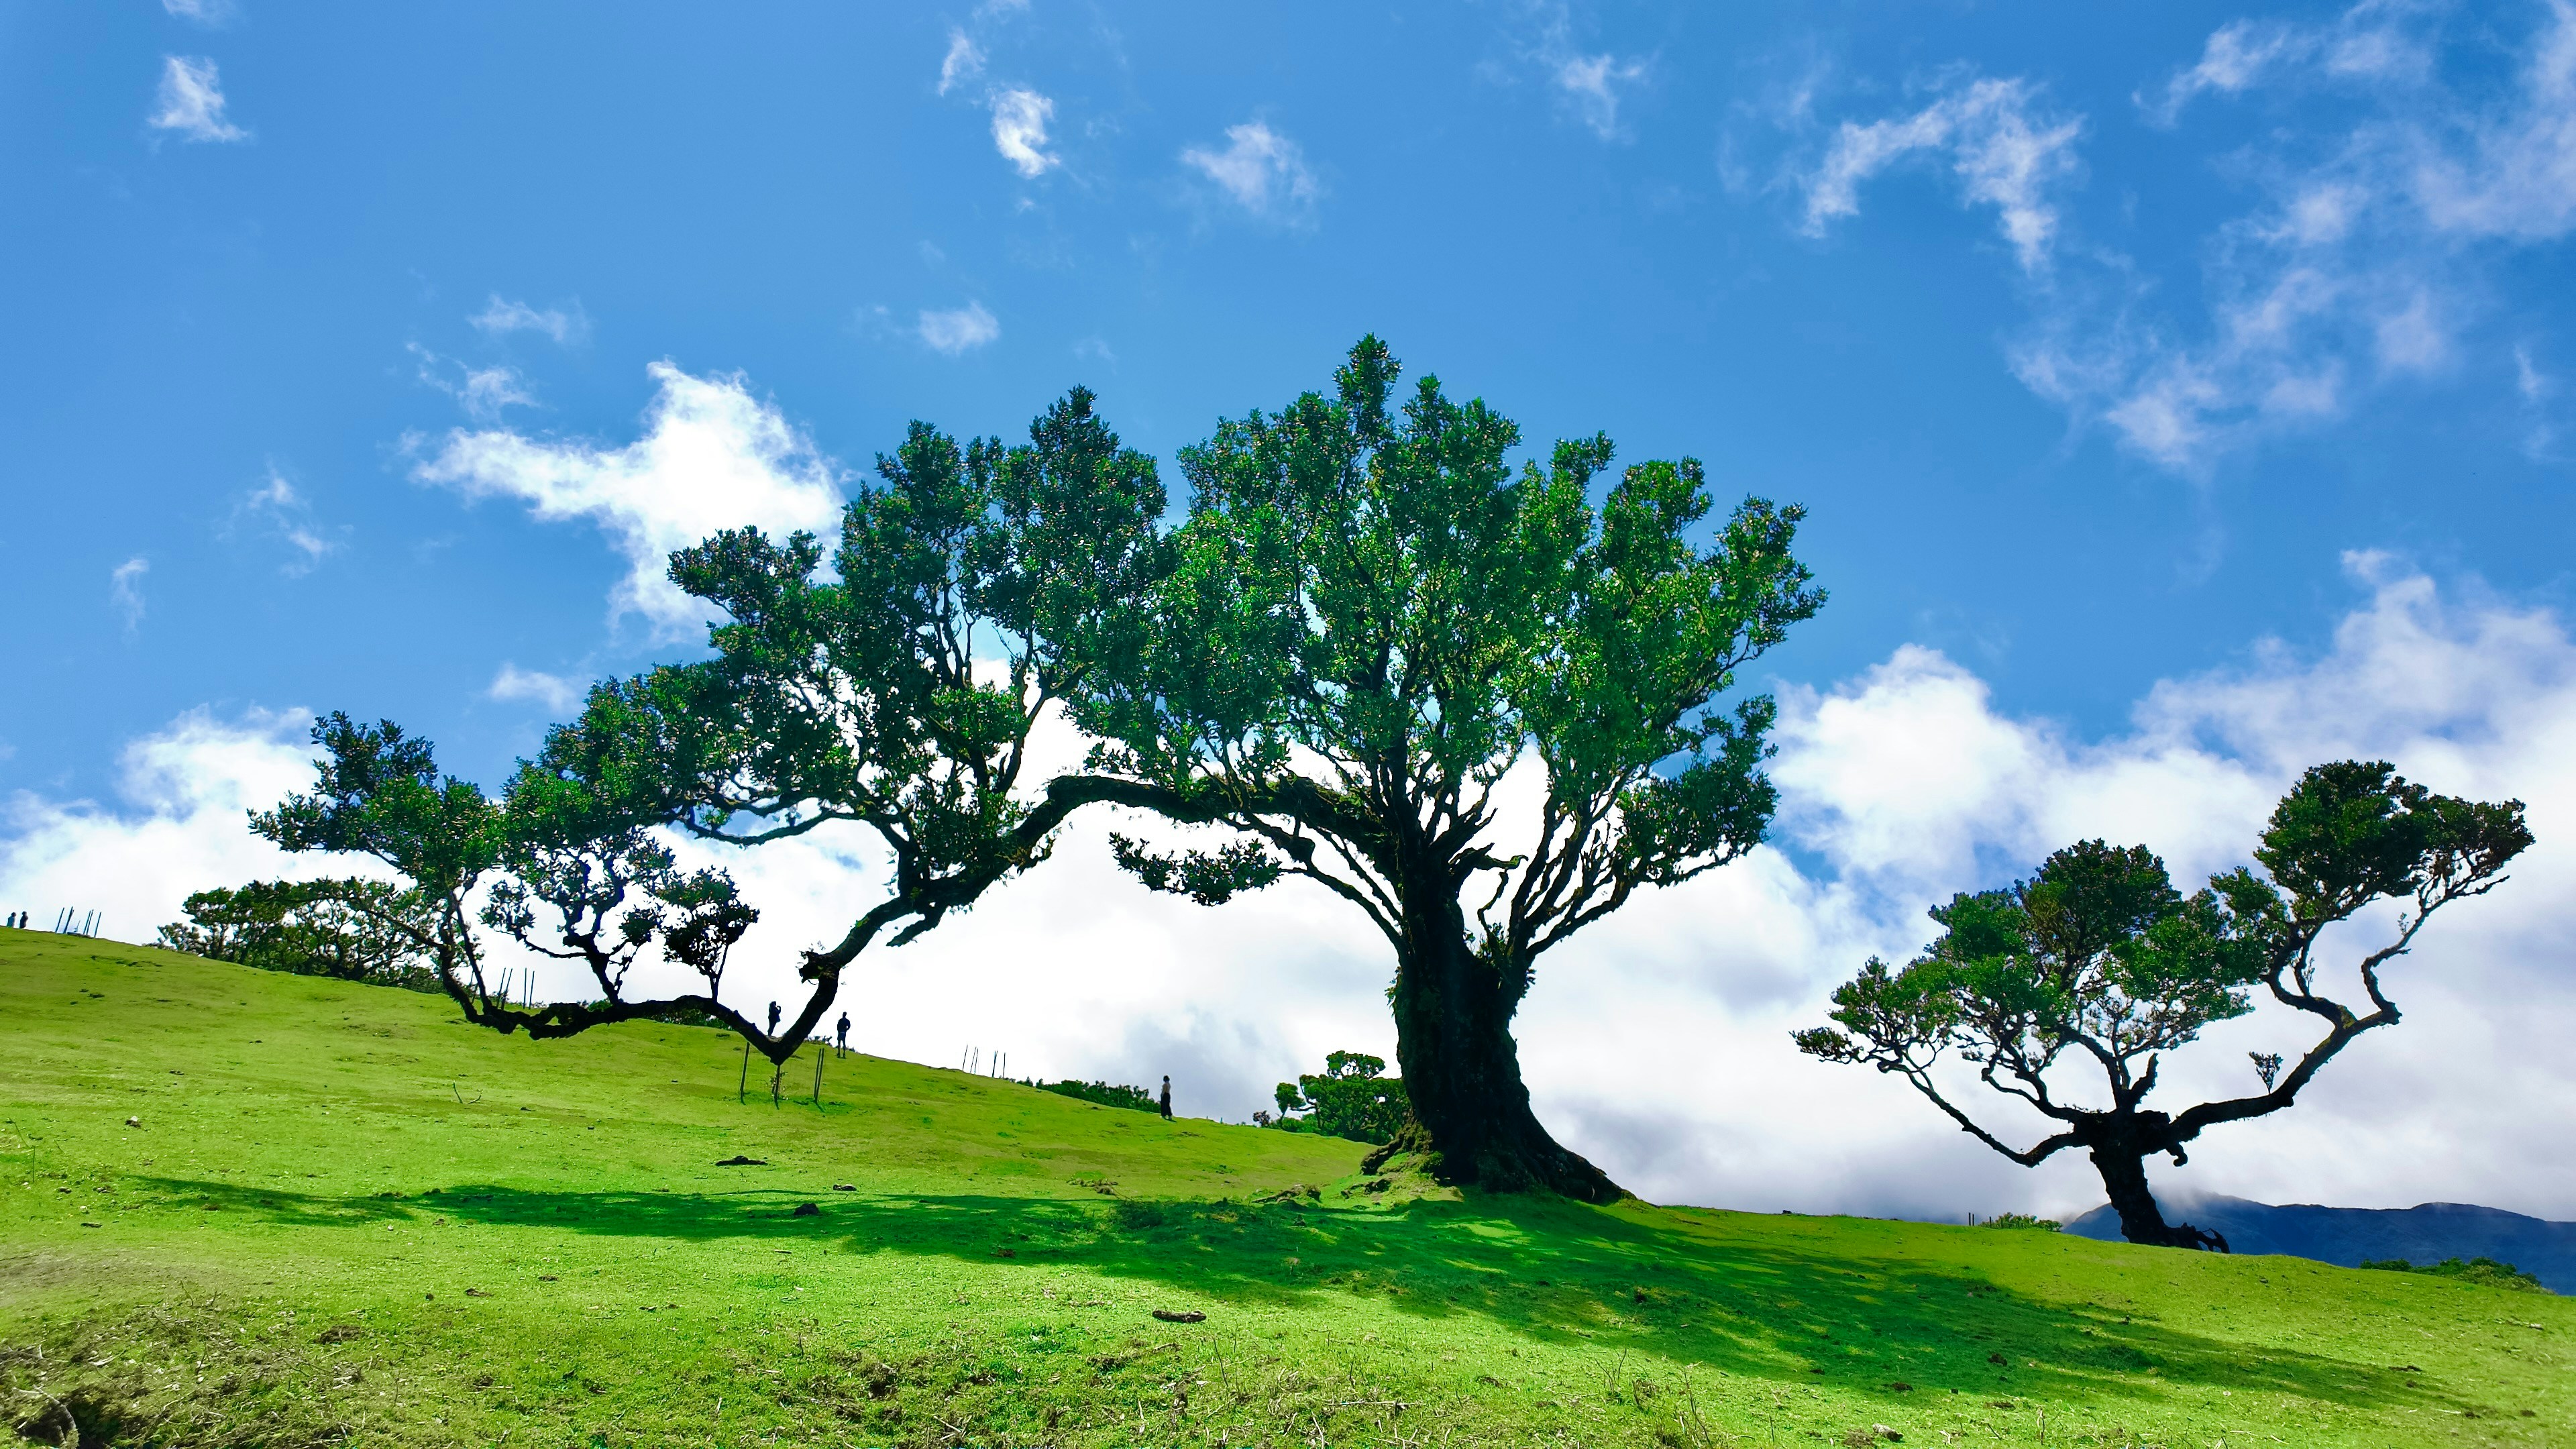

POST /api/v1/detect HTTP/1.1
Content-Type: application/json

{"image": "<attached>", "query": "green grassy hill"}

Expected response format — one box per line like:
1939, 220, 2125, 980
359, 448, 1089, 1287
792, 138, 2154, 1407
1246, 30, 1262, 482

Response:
2, 934, 2566, 1447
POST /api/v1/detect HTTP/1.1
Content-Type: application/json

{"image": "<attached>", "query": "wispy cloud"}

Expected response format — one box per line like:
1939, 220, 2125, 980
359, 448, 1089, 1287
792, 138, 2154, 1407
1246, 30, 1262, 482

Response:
229, 472, 342, 576
2518, 344, 2561, 460
468, 296, 589, 346
110, 558, 149, 637
410, 362, 847, 640
1511, 3, 1652, 140
148, 56, 247, 144
1799, 76, 2084, 274
938, 30, 985, 97
1552, 52, 1650, 140
989, 88, 1059, 178
488, 663, 581, 714
410, 343, 537, 423
160, 0, 239, 26
1795, 0, 2576, 477
2139, 6, 2432, 125
918, 303, 1000, 356
1180, 121, 1321, 223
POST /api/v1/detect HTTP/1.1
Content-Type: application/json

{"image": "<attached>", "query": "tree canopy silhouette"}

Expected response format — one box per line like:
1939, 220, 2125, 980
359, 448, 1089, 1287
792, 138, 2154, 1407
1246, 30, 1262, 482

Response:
1794, 760, 2530, 1248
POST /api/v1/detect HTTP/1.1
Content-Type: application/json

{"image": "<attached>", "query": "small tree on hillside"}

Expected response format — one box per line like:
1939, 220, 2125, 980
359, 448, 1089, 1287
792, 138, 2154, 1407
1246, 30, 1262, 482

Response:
1794, 761, 2529, 1249
1075, 337, 1824, 1199
1272, 1051, 1411, 1144
256, 391, 1169, 1077
158, 878, 440, 989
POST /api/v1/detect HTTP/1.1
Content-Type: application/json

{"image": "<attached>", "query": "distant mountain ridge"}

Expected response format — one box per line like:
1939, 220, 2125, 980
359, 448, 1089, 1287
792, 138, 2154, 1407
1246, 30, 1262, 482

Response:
2061, 1195, 2575, 1292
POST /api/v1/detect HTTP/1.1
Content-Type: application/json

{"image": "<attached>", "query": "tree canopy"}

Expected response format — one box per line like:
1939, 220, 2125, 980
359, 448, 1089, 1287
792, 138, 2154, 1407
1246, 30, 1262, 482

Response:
1073, 336, 1823, 1196
1795, 760, 2530, 1248
257, 337, 1821, 1197
257, 390, 1168, 1067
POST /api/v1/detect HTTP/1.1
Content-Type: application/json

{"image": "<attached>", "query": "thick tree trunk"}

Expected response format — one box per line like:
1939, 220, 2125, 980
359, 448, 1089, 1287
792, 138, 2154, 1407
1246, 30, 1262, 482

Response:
2089, 1130, 2227, 1252
1366, 918, 1623, 1203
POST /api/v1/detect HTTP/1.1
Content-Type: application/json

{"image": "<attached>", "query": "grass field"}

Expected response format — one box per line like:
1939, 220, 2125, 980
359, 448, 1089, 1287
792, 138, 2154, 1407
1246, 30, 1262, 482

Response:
2, 932, 2567, 1447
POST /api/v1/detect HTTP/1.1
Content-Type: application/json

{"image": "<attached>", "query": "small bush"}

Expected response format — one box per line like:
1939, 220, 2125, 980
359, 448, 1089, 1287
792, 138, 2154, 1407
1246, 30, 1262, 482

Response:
1976, 1213, 2061, 1232
1269, 1051, 1409, 1144
1038, 1079, 1157, 1113
2359, 1256, 2549, 1293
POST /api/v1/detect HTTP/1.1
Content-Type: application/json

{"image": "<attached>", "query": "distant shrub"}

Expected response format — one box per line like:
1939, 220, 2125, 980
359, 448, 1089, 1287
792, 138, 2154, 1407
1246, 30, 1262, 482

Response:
1976, 1213, 2061, 1232
1269, 1051, 1408, 1145
2359, 1256, 2549, 1293
159, 879, 443, 996
1108, 1199, 1175, 1232
1038, 1079, 1158, 1114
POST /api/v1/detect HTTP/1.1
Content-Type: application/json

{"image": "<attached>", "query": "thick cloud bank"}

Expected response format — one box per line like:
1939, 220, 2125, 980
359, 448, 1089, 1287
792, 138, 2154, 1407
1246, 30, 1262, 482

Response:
6, 557, 2570, 1222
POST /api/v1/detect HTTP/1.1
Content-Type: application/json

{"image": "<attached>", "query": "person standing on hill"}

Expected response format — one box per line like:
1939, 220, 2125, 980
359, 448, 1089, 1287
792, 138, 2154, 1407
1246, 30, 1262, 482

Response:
766, 1000, 781, 1036
1159, 1075, 1172, 1120
835, 1012, 850, 1057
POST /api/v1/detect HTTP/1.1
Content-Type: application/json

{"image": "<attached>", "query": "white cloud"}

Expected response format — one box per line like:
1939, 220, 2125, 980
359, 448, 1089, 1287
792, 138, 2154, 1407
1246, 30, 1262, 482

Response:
2002, 0, 2576, 472
468, 296, 588, 346
148, 56, 247, 144
1179, 121, 1321, 222
11, 559, 2576, 1222
411, 362, 847, 641
488, 663, 581, 714
1799, 76, 2084, 273
409, 343, 537, 423
0, 709, 329, 948
1553, 53, 1650, 140
160, 0, 239, 25
229, 471, 342, 575
988, 88, 1059, 178
110, 558, 148, 636
937, 30, 985, 97
1518, 3, 1652, 141
917, 302, 1000, 355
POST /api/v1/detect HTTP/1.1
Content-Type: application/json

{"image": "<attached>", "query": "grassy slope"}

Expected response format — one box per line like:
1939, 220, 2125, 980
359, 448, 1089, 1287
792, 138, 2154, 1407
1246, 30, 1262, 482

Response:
1, 934, 2567, 1448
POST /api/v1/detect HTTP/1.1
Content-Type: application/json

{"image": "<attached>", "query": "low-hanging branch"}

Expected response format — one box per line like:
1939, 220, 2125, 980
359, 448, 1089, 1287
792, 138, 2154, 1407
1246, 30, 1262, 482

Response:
256, 388, 1170, 1067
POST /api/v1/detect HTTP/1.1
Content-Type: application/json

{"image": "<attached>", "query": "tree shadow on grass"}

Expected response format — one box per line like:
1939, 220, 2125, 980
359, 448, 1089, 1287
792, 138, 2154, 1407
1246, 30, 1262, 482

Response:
144, 1175, 2452, 1416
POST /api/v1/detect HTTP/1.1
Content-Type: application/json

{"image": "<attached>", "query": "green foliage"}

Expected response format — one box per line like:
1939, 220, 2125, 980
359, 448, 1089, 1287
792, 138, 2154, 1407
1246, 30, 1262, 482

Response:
1272, 1050, 1410, 1144
1038, 1079, 1159, 1113
2360, 1257, 2551, 1293
157, 877, 442, 993
1796, 762, 2531, 1241
1067, 337, 1822, 1185
259, 391, 1171, 1061
1976, 1214, 2062, 1232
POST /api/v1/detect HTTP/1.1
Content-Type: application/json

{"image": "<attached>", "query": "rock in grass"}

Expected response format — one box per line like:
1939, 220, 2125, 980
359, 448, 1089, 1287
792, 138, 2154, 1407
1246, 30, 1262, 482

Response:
714, 1155, 767, 1167
792, 1201, 819, 1217
1151, 1308, 1206, 1324
832, 1183, 856, 1191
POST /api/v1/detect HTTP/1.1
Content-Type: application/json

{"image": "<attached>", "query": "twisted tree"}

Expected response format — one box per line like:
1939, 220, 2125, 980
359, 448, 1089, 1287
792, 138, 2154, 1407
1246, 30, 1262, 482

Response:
1074, 337, 1823, 1199
1794, 761, 2530, 1248
257, 390, 1168, 1074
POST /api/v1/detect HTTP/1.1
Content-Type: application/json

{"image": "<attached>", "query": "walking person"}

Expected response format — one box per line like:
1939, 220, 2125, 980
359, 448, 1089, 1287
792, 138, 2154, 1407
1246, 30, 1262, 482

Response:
835, 1012, 850, 1057
1158, 1075, 1173, 1120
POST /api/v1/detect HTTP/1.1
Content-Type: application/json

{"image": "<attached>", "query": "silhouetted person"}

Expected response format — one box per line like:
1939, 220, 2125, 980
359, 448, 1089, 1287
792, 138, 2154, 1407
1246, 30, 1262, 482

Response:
835, 1012, 850, 1057
1159, 1075, 1173, 1120
766, 1000, 782, 1036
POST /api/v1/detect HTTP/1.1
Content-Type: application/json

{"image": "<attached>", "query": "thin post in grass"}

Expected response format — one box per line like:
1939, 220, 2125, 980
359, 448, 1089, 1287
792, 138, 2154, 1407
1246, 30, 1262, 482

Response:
811, 1041, 824, 1110
738, 1039, 751, 1104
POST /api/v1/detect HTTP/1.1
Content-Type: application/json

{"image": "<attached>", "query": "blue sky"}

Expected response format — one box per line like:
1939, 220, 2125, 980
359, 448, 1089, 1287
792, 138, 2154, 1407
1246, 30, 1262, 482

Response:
5, 1, 2575, 1217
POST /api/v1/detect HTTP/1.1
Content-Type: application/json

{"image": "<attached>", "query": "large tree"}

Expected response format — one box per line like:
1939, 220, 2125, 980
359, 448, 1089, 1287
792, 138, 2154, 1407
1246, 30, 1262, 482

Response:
1072, 337, 1824, 1199
256, 390, 1169, 1075
1794, 761, 2530, 1248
